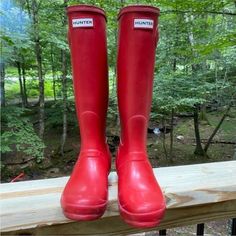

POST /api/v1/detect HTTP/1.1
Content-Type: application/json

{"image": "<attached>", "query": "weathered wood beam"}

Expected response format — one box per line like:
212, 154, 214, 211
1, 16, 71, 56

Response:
1, 161, 236, 235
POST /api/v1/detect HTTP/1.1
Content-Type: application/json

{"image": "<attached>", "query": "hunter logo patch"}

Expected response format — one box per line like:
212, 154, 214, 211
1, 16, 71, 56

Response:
72, 18, 93, 28
134, 19, 154, 29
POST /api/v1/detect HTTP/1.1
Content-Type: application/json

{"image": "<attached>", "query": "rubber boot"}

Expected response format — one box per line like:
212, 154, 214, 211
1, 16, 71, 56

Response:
61, 5, 111, 221
116, 5, 166, 228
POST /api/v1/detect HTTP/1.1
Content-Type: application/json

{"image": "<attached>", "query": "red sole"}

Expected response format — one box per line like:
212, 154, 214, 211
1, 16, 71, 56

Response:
119, 203, 165, 228
62, 202, 107, 221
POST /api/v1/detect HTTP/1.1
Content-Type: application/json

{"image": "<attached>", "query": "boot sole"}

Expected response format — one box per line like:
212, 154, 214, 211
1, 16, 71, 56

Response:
62, 202, 107, 221
119, 203, 165, 228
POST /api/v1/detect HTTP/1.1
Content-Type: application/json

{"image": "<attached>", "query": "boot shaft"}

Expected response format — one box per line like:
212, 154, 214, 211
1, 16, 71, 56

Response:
67, 5, 109, 150
117, 5, 160, 152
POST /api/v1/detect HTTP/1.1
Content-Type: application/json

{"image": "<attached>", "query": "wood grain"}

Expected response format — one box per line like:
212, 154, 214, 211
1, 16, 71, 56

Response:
1, 161, 236, 235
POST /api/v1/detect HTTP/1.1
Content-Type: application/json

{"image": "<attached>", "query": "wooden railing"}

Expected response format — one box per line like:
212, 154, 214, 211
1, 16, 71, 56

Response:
1, 161, 236, 235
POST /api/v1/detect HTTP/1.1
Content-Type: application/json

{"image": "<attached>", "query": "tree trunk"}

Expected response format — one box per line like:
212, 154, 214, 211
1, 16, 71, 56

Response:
31, 0, 45, 138
169, 56, 177, 161
162, 118, 168, 160
185, 14, 206, 157
61, 49, 67, 155
169, 108, 174, 161
35, 33, 45, 139
199, 104, 209, 123
61, 0, 68, 155
22, 60, 28, 107
16, 62, 25, 107
0, 62, 5, 107
50, 44, 57, 101
193, 105, 206, 156
204, 104, 232, 153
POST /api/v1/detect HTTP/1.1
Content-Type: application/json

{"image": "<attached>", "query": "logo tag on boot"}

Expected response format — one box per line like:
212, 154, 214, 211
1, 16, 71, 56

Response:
134, 19, 154, 29
72, 18, 94, 28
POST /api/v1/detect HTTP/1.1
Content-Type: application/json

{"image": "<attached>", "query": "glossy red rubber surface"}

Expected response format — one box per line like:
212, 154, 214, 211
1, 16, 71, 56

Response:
61, 5, 111, 221
116, 5, 166, 228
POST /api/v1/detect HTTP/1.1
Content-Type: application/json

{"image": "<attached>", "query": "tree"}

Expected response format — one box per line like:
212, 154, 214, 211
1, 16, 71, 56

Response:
61, 0, 68, 155
0, 0, 30, 107
24, 0, 45, 138
0, 61, 6, 107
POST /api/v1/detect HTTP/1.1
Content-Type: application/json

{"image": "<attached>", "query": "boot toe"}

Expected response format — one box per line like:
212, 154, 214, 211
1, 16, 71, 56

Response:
118, 160, 166, 228
61, 154, 110, 221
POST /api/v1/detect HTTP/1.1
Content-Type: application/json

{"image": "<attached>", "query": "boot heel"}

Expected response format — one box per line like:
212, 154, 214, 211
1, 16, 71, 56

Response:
119, 202, 165, 228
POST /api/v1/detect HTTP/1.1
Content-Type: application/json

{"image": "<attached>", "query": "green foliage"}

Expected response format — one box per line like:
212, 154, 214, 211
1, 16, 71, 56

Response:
0, 0, 235, 161
1, 106, 45, 161
2, 0, 235, 112
4, 76, 66, 99
46, 99, 77, 128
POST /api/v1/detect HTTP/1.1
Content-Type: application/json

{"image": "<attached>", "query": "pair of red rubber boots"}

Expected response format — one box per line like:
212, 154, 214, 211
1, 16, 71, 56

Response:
61, 5, 166, 228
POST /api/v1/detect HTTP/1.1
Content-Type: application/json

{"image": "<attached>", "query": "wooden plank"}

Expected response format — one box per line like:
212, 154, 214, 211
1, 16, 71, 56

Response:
1, 161, 236, 235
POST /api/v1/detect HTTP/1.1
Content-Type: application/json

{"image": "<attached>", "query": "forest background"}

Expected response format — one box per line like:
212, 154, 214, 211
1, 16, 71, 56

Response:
0, 0, 236, 183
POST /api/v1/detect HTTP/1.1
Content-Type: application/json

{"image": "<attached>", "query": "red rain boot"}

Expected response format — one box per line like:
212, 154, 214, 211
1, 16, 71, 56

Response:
61, 5, 111, 221
116, 5, 166, 228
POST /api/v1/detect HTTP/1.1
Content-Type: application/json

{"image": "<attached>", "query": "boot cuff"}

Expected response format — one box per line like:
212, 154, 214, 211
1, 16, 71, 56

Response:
67, 4, 106, 20
118, 5, 160, 20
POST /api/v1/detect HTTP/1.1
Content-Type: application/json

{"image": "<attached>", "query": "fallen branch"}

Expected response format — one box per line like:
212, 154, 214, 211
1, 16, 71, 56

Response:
5, 157, 36, 166
191, 139, 236, 145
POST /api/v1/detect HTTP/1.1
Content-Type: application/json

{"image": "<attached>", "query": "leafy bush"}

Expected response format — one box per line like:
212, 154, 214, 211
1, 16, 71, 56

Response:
1, 106, 45, 161
45, 99, 77, 128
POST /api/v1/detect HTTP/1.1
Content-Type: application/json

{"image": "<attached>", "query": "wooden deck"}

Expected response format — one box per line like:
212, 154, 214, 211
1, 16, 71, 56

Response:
1, 161, 236, 235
